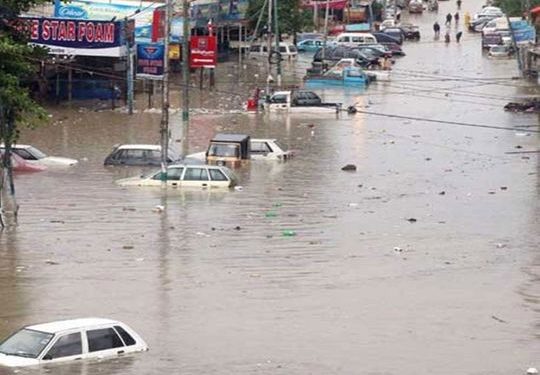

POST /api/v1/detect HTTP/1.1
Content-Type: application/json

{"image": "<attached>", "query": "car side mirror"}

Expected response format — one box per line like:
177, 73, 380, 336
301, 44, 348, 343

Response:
43, 354, 53, 360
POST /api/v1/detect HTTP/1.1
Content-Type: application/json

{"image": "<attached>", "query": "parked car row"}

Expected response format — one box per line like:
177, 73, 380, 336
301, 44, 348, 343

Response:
3, 133, 293, 192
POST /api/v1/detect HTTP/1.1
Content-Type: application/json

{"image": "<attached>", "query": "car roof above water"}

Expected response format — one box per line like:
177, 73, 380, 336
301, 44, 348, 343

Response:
211, 134, 250, 143
26, 318, 119, 334
115, 144, 162, 150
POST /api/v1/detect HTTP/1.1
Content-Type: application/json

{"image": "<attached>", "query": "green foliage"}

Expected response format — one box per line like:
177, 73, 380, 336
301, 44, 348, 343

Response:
0, 0, 48, 132
494, 0, 540, 17
246, 0, 313, 36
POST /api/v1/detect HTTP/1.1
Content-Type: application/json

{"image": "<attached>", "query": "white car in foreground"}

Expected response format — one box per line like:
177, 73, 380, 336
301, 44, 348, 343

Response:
0, 144, 78, 166
0, 318, 147, 367
116, 164, 238, 189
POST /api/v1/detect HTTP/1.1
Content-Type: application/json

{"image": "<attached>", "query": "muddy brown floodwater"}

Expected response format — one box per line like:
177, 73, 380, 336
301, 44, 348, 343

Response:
0, 0, 538, 374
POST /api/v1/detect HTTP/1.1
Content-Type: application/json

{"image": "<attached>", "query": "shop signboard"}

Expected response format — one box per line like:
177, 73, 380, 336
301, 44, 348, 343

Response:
190, 36, 217, 68
510, 20, 536, 43
22, 16, 129, 57
136, 42, 165, 79
53, 0, 180, 42
190, 0, 249, 25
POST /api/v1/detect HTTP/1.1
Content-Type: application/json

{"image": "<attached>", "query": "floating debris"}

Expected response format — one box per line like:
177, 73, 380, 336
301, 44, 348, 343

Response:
341, 164, 357, 171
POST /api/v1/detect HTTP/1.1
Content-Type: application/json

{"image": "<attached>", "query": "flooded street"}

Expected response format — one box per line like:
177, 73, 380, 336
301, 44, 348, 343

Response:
1, 0, 539, 373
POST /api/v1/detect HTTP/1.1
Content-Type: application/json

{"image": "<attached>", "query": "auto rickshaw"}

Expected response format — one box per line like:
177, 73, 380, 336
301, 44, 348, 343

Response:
205, 133, 251, 167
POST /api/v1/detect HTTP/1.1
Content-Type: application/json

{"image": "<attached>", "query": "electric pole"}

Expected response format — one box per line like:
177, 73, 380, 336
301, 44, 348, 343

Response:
274, 0, 281, 86
322, 0, 330, 60
266, 0, 272, 95
125, 18, 134, 115
160, 0, 171, 182
181, 0, 190, 157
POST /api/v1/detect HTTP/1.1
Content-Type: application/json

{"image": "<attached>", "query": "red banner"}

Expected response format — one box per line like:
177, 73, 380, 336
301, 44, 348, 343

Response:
151, 8, 165, 42
190, 35, 217, 68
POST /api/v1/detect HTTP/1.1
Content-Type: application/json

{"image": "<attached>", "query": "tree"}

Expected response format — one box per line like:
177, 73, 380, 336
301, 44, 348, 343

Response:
0, 0, 47, 227
494, 0, 540, 17
246, 0, 313, 37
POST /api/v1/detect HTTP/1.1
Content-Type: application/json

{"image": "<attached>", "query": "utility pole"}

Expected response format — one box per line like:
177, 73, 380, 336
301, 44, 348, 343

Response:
274, 0, 281, 86
125, 18, 134, 115
181, 0, 190, 156
314, 1, 318, 31
160, 0, 171, 182
266, 0, 273, 96
0, 106, 18, 228
322, 0, 330, 60
503, 4, 523, 74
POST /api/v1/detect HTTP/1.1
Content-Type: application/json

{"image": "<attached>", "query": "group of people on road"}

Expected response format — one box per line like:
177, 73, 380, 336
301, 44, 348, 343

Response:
433, 0, 465, 44
434, 18, 463, 43
445, 12, 460, 26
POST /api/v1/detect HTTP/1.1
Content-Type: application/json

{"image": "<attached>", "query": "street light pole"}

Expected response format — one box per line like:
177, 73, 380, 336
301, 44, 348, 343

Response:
274, 0, 281, 87
160, 0, 171, 182
181, 0, 190, 157
125, 18, 134, 115
265, 0, 273, 96
322, 0, 330, 60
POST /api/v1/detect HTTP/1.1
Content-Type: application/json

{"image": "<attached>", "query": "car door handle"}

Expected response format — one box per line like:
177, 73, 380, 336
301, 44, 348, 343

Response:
117, 350, 124, 355
202, 183, 208, 187
172, 182, 178, 187
74, 357, 82, 360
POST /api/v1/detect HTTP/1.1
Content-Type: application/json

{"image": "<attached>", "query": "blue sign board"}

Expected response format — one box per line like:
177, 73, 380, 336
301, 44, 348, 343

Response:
513, 27, 536, 43
136, 43, 164, 80
510, 20, 536, 43
23, 16, 128, 56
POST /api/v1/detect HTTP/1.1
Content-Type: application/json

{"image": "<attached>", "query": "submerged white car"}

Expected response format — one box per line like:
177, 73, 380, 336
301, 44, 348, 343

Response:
116, 164, 238, 188
488, 45, 512, 57
188, 138, 294, 162
0, 318, 147, 367
0, 144, 78, 166
250, 139, 294, 160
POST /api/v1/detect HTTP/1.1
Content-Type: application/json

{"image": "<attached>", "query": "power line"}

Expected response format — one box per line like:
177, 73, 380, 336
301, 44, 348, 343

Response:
357, 109, 540, 133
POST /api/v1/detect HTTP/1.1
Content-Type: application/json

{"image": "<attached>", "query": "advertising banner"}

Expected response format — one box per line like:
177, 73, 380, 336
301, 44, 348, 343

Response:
190, 0, 249, 25
136, 42, 164, 79
510, 20, 536, 43
22, 17, 129, 56
190, 36, 217, 68
54, 0, 172, 42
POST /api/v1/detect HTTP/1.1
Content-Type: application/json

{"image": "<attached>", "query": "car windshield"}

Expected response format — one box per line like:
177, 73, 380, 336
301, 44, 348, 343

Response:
0, 329, 54, 359
274, 140, 288, 151
26, 146, 47, 160
220, 167, 237, 182
168, 148, 181, 161
208, 143, 240, 158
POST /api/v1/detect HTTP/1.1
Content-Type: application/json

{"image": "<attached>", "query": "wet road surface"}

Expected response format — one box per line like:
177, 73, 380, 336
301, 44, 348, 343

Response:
0, 0, 539, 374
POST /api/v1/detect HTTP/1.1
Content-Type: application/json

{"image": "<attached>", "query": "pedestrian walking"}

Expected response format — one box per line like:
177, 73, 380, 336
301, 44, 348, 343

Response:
456, 30, 463, 42
454, 12, 460, 24
446, 13, 452, 26
464, 11, 471, 29
445, 32, 450, 43
457, 0, 462, 9
433, 21, 441, 37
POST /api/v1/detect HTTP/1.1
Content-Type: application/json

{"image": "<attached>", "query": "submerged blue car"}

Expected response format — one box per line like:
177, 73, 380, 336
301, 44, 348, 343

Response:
297, 39, 324, 52
305, 66, 370, 88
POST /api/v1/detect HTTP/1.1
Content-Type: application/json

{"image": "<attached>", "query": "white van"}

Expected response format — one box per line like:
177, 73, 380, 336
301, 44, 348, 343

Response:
248, 42, 297, 60
334, 32, 377, 47
481, 17, 508, 34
